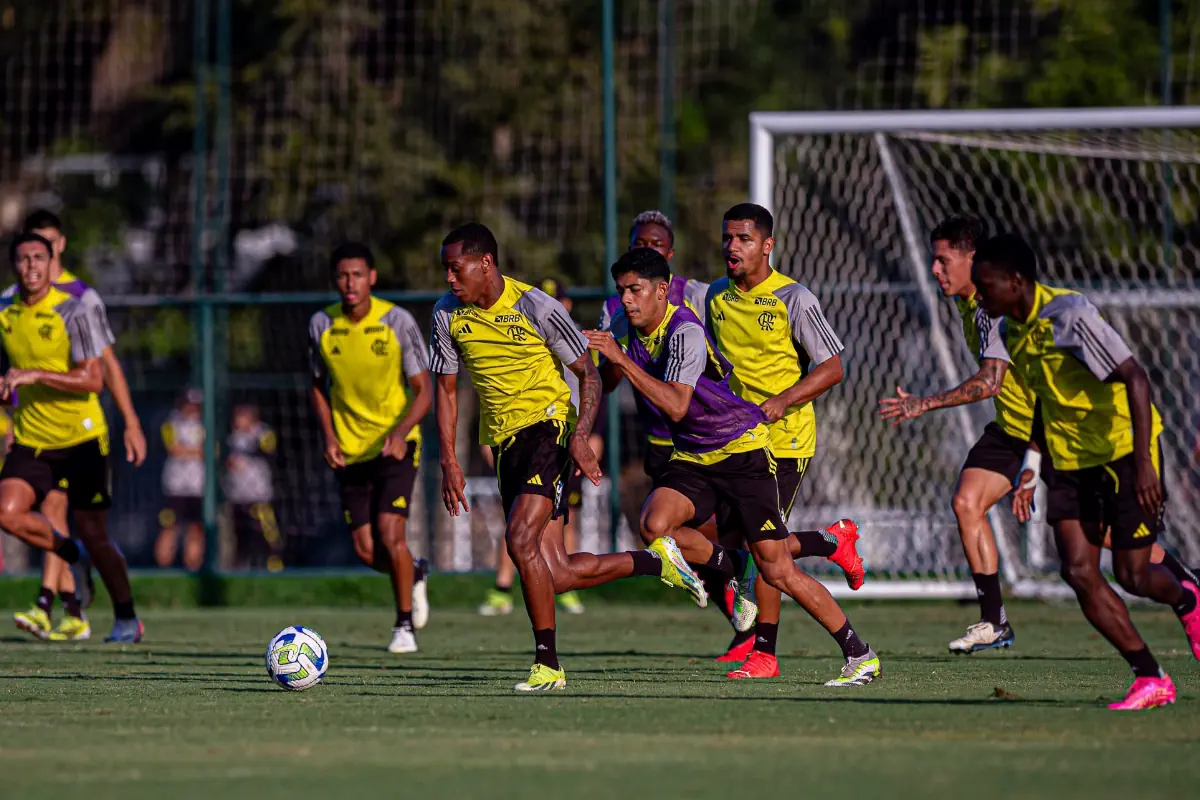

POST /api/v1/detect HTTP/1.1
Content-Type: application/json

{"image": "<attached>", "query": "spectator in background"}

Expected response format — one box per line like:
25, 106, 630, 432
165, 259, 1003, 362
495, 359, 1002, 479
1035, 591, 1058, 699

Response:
155, 388, 205, 570
224, 403, 281, 571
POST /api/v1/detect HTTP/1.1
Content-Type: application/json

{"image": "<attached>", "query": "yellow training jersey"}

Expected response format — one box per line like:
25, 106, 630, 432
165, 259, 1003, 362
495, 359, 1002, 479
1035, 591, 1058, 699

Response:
955, 294, 1036, 440
1002, 283, 1162, 471
0, 285, 109, 450
309, 296, 429, 464
705, 271, 843, 458
429, 277, 588, 447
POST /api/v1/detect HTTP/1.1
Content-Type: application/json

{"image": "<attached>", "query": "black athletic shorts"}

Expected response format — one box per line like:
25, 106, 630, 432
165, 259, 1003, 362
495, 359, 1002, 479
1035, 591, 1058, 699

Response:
658, 448, 789, 544
0, 436, 112, 510
160, 496, 202, 528
491, 420, 573, 521
1048, 439, 1167, 549
337, 443, 420, 528
961, 421, 1060, 487
233, 502, 280, 568
715, 455, 809, 548
565, 469, 585, 509
644, 441, 674, 485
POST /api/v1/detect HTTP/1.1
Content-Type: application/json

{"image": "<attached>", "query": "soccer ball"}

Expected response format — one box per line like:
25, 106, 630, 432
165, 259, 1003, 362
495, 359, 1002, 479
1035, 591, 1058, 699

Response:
265, 626, 328, 691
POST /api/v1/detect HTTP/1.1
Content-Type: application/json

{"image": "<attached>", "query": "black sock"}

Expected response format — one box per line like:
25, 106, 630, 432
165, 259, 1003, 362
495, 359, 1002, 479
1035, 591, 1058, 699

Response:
705, 544, 737, 579
753, 622, 779, 656
494, 582, 512, 594
727, 629, 754, 650
630, 549, 662, 577
793, 530, 837, 558
413, 559, 427, 582
1159, 551, 1199, 586
1172, 584, 1197, 618
53, 537, 80, 564
972, 572, 1006, 626
832, 619, 870, 659
395, 610, 413, 630
1120, 646, 1163, 679
36, 586, 54, 614
533, 628, 559, 669
58, 590, 82, 619
113, 601, 136, 621
699, 570, 735, 622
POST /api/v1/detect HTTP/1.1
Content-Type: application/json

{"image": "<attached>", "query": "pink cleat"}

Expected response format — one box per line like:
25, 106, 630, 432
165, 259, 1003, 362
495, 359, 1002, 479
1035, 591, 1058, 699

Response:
1178, 581, 1200, 661
1107, 674, 1176, 711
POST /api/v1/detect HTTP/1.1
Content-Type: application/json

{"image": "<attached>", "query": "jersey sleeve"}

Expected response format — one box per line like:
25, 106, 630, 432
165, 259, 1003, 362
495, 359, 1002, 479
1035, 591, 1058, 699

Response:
79, 287, 117, 349
1046, 296, 1134, 381
308, 311, 331, 381
64, 300, 109, 363
516, 289, 588, 366
383, 306, 430, 378
665, 321, 707, 388
428, 296, 460, 375
684, 279, 710, 325
777, 283, 843, 365
977, 311, 1010, 363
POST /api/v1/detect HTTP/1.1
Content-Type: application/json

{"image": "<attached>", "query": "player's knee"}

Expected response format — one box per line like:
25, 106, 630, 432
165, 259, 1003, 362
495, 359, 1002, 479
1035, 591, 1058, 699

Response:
951, 489, 986, 523
755, 556, 792, 590
505, 521, 540, 563
378, 526, 409, 557
1113, 559, 1151, 597
639, 508, 675, 544
1059, 559, 1101, 593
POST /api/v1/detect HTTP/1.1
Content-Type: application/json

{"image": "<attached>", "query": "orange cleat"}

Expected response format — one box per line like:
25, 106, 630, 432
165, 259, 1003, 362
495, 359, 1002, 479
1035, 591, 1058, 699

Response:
715, 635, 755, 663
827, 519, 865, 590
726, 650, 779, 679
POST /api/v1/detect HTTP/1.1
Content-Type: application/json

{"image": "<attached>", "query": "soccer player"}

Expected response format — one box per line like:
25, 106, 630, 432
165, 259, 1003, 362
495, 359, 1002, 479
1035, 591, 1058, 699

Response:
0, 232, 142, 642
587, 247, 882, 687
706, 203, 865, 677
879, 216, 1198, 653
310, 241, 433, 652
11, 209, 146, 642
972, 233, 1200, 710
431, 222, 704, 692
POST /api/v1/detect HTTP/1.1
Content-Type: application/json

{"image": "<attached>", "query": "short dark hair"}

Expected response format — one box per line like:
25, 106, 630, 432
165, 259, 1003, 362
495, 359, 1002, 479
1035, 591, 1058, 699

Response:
22, 209, 62, 235
330, 240, 374, 272
973, 233, 1038, 283
629, 210, 674, 246
930, 214, 986, 252
442, 222, 499, 264
723, 203, 773, 239
9, 231, 53, 264
611, 247, 671, 283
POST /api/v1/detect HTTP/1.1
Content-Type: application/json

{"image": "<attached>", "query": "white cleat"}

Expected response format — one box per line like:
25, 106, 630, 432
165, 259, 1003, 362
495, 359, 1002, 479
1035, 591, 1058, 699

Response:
387, 626, 418, 654
948, 621, 1015, 654
412, 557, 430, 630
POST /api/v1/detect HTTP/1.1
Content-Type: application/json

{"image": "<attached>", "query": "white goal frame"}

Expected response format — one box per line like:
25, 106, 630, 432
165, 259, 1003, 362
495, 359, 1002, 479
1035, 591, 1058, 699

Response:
748, 107, 1200, 599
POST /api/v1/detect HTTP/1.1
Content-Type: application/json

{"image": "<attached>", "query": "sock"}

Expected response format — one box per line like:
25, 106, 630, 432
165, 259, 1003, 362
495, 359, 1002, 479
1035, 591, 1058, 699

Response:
53, 537, 80, 564
630, 549, 662, 577
35, 586, 54, 614
113, 601, 136, 621
727, 629, 754, 650
698, 570, 735, 622
395, 610, 413, 630
413, 560, 427, 582
58, 590, 82, 619
1120, 646, 1163, 679
832, 619, 870, 659
972, 572, 1006, 626
533, 628, 559, 670
793, 530, 837, 558
1172, 584, 1197, 618
705, 544, 737, 579
753, 622, 779, 655
494, 582, 512, 594
1159, 551, 1199, 586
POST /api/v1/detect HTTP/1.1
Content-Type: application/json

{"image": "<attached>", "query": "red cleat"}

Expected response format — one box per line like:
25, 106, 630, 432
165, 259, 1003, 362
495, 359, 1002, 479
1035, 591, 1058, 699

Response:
715, 635, 755, 663
726, 650, 780, 679
1178, 581, 1200, 661
827, 519, 865, 590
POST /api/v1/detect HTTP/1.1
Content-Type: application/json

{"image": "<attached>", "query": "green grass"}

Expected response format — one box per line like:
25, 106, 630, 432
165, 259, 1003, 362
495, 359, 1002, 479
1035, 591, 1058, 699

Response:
0, 601, 1196, 798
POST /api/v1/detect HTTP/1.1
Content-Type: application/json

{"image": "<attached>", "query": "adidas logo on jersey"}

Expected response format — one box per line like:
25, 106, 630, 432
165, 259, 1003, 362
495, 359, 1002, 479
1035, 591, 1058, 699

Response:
527, 475, 543, 486
392, 496, 407, 509
759, 520, 776, 532
460, 323, 473, 334
330, 346, 341, 355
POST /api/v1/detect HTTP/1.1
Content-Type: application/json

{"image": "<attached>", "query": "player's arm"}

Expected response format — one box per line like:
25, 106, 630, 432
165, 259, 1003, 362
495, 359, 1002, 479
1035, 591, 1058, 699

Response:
382, 308, 433, 459
585, 323, 704, 423
764, 285, 845, 422
82, 289, 146, 465
563, 353, 604, 484
1110, 356, 1160, 514
1012, 400, 1045, 522
429, 301, 469, 514
1, 302, 107, 398
307, 312, 343, 469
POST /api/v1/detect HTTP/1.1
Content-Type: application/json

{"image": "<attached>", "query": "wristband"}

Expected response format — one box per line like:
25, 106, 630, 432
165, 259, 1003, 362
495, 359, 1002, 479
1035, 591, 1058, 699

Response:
1018, 449, 1042, 490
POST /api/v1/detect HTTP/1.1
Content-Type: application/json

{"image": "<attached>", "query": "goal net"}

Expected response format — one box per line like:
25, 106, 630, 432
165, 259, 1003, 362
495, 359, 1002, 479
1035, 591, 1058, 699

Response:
750, 108, 1200, 598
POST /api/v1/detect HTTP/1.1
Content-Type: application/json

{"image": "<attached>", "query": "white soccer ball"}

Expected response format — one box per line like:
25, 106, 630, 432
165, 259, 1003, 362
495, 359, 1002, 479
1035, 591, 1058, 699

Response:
265, 626, 329, 691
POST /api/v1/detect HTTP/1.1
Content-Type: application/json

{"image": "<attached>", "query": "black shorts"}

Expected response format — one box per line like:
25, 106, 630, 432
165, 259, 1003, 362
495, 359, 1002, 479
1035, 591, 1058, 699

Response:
565, 470, 585, 509
1048, 440, 1167, 549
962, 422, 1042, 483
658, 448, 789, 544
337, 445, 420, 529
160, 496, 202, 528
233, 502, 281, 566
0, 437, 112, 510
775, 456, 811, 518
491, 420, 573, 521
644, 441, 674, 485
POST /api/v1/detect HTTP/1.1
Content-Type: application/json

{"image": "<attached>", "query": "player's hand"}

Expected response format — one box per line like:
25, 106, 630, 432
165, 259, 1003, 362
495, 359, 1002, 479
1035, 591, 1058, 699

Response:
382, 429, 409, 461
584, 330, 623, 364
441, 460, 470, 516
568, 432, 602, 487
877, 386, 927, 425
760, 395, 790, 423
1134, 455, 1163, 518
0, 369, 38, 400
324, 439, 346, 470
1011, 469, 1036, 522
124, 420, 147, 467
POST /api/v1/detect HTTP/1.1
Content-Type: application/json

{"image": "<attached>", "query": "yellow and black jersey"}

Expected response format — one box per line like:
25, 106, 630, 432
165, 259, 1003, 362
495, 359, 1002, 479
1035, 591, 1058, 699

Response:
429, 277, 588, 447
705, 271, 843, 458
310, 296, 429, 465
1002, 283, 1162, 471
0, 285, 108, 450
955, 294, 1036, 440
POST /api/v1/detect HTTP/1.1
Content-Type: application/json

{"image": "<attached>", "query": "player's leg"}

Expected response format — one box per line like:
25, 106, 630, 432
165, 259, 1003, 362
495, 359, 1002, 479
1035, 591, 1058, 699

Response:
948, 466, 1016, 652
41, 492, 88, 641
374, 452, 420, 651
536, 513, 673, 593
1149, 543, 1200, 586
556, 485, 586, 614
183, 518, 204, 572
154, 502, 181, 567
0, 447, 81, 559
479, 536, 517, 616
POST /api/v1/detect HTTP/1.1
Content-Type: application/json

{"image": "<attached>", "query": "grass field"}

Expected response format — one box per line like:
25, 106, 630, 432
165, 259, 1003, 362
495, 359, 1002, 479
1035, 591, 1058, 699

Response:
0, 600, 1196, 799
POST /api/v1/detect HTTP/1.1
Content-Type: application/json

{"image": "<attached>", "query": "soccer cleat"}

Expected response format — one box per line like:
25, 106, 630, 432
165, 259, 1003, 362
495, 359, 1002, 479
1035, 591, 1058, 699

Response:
557, 590, 586, 615
715, 634, 756, 663
1108, 674, 1176, 711
48, 616, 91, 642
478, 589, 514, 617
412, 557, 430, 630
387, 626, 418, 654
103, 618, 144, 644
824, 647, 881, 687
826, 519, 866, 590
948, 621, 1016, 654
726, 650, 780, 679
649, 536, 708, 608
13, 605, 51, 640
514, 663, 567, 692
731, 553, 758, 632
1177, 581, 1200, 661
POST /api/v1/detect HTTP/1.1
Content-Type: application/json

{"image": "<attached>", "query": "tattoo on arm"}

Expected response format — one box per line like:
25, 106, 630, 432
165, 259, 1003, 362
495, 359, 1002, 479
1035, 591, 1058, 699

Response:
568, 355, 601, 437
921, 359, 1006, 413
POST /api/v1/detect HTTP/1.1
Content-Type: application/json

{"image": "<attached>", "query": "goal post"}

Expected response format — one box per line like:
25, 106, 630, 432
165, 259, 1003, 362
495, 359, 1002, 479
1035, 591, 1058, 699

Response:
749, 107, 1200, 599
